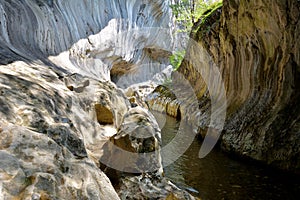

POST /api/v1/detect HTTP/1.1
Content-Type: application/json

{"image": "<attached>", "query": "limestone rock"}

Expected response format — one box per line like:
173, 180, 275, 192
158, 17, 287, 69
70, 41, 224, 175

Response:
176, 0, 300, 172
0, 61, 126, 199
0, 122, 120, 200
0, 0, 173, 84
100, 106, 162, 174
95, 104, 114, 125
146, 85, 181, 119
0, 0, 195, 199
118, 174, 197, 200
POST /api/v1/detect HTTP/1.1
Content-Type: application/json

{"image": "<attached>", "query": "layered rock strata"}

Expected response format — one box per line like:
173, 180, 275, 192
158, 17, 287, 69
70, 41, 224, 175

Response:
0, 0, 195, 199
0, 0, 173, 83
163, 0, 300, 172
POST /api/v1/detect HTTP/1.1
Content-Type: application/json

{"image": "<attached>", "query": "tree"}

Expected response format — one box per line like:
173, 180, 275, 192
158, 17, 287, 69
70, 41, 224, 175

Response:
170, 0, 222, 32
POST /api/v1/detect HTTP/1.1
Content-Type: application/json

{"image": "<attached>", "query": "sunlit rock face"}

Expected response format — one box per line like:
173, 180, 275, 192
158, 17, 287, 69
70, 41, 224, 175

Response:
0, 0, 172, 83
178, 0, 300, 172
147, 85, 181, 119
0, 63, 125, 199
0, 0, 175, 199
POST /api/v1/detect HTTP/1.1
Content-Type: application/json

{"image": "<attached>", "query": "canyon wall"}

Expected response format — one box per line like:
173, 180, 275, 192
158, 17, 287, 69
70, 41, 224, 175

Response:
0, 0, 172, 84
0, 0, 196, 199
177, 0, 300, 172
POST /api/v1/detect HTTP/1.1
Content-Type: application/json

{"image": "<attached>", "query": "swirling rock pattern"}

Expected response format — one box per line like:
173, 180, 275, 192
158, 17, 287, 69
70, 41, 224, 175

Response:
0, 0, 190, 199
177, 0, 300, 172
0, 0, 172, 83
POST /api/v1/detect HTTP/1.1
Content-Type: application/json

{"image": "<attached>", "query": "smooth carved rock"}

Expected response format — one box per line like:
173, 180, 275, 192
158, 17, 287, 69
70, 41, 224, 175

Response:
0, 0, 195, 199
0, 0, 172, 85
177, 0, 300, 172
146, 85, 182, 120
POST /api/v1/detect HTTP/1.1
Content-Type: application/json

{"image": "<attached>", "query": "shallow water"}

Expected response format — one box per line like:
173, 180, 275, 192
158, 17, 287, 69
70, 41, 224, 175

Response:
152, 112, 300, 200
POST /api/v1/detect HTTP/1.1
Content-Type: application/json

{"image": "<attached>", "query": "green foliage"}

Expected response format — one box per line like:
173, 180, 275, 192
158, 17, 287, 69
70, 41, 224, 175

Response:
169, 50, 186, 71
170, 0, 194, 32
198, 1, 222, 25
192, 1, 222, 35
168, 1, 223, 71
170, 0, 223, 32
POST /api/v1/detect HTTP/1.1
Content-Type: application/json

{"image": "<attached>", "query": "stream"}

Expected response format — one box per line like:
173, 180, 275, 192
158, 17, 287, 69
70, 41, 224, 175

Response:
152, 112, 300, 200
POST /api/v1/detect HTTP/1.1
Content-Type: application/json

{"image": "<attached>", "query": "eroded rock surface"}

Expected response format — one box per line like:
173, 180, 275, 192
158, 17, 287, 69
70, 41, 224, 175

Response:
101, 107, 162, 174
172, 0, 300, 172
0, 0, 191, 199
0, 63, 122, 199
0, 0, 173, 84
0, 123, 120, 200
147, 85, 181, 120
118, 174, 197, 200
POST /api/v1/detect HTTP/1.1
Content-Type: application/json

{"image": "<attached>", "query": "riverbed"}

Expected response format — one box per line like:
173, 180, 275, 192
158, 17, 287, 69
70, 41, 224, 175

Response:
152, 112, 300, 200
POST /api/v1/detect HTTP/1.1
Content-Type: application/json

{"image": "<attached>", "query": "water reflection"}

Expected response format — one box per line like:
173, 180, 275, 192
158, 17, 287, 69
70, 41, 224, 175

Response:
152, 112, 300, 200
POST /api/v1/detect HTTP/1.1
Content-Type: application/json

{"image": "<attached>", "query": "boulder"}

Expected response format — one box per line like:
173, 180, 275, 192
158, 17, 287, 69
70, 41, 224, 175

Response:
100, 106, 162, 174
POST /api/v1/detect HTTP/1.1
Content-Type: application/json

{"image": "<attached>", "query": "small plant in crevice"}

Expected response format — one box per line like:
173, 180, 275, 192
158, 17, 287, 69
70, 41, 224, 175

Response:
169, 50, 186, 71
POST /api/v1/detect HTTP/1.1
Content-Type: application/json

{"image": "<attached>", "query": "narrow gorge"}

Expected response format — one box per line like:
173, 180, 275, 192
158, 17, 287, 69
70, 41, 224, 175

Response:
0, 0, 300, 199
149, 0, 300, 173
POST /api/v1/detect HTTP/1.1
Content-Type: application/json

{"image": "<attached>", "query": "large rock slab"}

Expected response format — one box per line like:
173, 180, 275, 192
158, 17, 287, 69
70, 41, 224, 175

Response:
176, 0, 300, 172
0, 121, 120, 200
0, 61, 128, 199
